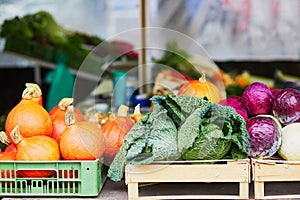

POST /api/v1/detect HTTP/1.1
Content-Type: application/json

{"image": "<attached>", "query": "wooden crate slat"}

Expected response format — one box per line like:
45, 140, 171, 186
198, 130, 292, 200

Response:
125, 159, 250, 199
253, 159, 300, 199
254, 161, 300, 181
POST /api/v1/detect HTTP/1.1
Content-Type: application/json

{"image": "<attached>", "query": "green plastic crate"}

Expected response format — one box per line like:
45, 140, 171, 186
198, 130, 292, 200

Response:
0, 159, 107, 197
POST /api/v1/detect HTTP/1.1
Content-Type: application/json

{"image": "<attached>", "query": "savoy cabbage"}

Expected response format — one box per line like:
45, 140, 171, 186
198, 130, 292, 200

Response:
107, 95, 249, 182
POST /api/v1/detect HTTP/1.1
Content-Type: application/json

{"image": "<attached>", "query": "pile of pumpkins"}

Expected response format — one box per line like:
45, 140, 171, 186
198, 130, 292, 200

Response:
0, 73, 229, 178
0, 83, 141, 178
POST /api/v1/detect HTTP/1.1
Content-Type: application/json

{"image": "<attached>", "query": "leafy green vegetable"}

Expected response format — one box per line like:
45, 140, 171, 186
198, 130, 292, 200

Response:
179, 103, 249, 160
107, 106, 179, 182
177, 106, 211, 154
182, 124, 232, 160
0, 16, 33, 40
108, 95, 249, 182
151, 95, 185, 129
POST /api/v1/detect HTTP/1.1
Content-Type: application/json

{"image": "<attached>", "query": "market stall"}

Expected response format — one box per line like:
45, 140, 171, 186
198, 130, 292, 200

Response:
0, 0, 300, 199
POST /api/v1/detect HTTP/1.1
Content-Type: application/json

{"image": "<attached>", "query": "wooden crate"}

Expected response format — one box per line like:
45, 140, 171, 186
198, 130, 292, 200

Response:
253, 159, 300, 199
125, 159, 250, 199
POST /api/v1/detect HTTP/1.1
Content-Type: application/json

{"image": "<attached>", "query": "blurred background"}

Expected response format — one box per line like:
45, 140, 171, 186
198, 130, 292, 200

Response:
0, 0, 299, 126
1, 0, 299, 60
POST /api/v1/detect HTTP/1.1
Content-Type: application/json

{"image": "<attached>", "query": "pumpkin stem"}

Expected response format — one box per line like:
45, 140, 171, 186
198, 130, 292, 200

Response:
132, 104, 143, 122
108, 112, 116, 122
134, 104, 141, 115
22, 83, 42, 100
198, 72, 207, 83
65, 106, 76, 126
117, 104, 129, 117
0, 131, 11, 145
95, 111, 108, 126
10, 126, 23, 145
58, 98, 74, 110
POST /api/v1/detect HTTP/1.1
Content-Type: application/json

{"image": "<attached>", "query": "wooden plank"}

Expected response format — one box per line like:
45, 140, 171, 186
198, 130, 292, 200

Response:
128, 182, 139, 200
254, 160, 300, 181
253, 159, 300, 199
254, 181, 264, 199
125, 159, 250, 199
126, 163, 249, 183
239, 182, 249, 199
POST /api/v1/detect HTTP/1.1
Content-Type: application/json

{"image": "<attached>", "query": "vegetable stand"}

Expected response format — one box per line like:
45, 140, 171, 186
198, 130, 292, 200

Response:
125, 159, 250, 199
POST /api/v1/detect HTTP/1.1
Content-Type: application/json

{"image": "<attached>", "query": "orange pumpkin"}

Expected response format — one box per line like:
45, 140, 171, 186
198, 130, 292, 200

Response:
10, 126, 60, 178
177, 73, 222, 103
5, 84, 52, 141
101, 105, 135, 163
49, 98, 84, 122
49, 98, 84, 143
60, 106, 105, 160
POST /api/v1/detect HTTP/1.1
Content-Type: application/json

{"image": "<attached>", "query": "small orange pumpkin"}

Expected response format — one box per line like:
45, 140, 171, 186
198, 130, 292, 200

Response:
177, 72, 222, 103
49, 98, 84, 122
60, 106, 105, 160
5, 83, 52, 141
10, 126, 60, 178
101, 105, 135, 163
49, 98, 84, 143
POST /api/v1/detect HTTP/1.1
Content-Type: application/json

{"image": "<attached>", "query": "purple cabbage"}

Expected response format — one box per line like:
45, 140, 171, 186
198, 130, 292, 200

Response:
247, 115, 282, 158
242, 82, 274, 116
271, 88, 282, 97
272, 88, 300, 125
219, 96, 248, 121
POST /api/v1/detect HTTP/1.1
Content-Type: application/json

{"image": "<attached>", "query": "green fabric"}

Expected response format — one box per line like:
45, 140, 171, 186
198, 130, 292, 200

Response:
45, 60, 75, 111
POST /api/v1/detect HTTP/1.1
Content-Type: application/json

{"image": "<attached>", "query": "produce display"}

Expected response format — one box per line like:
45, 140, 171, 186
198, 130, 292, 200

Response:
1, 77, 300, 184
0, 83, 111, 179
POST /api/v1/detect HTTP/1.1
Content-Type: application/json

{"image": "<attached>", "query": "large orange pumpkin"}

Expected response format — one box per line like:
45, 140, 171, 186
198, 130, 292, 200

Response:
10, 126, 60, 178
177, 73, 222, 103
5, 84, 52, 141
49, 98, 84, 143
60, 106, 105, 160
101, 105, 135, 163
